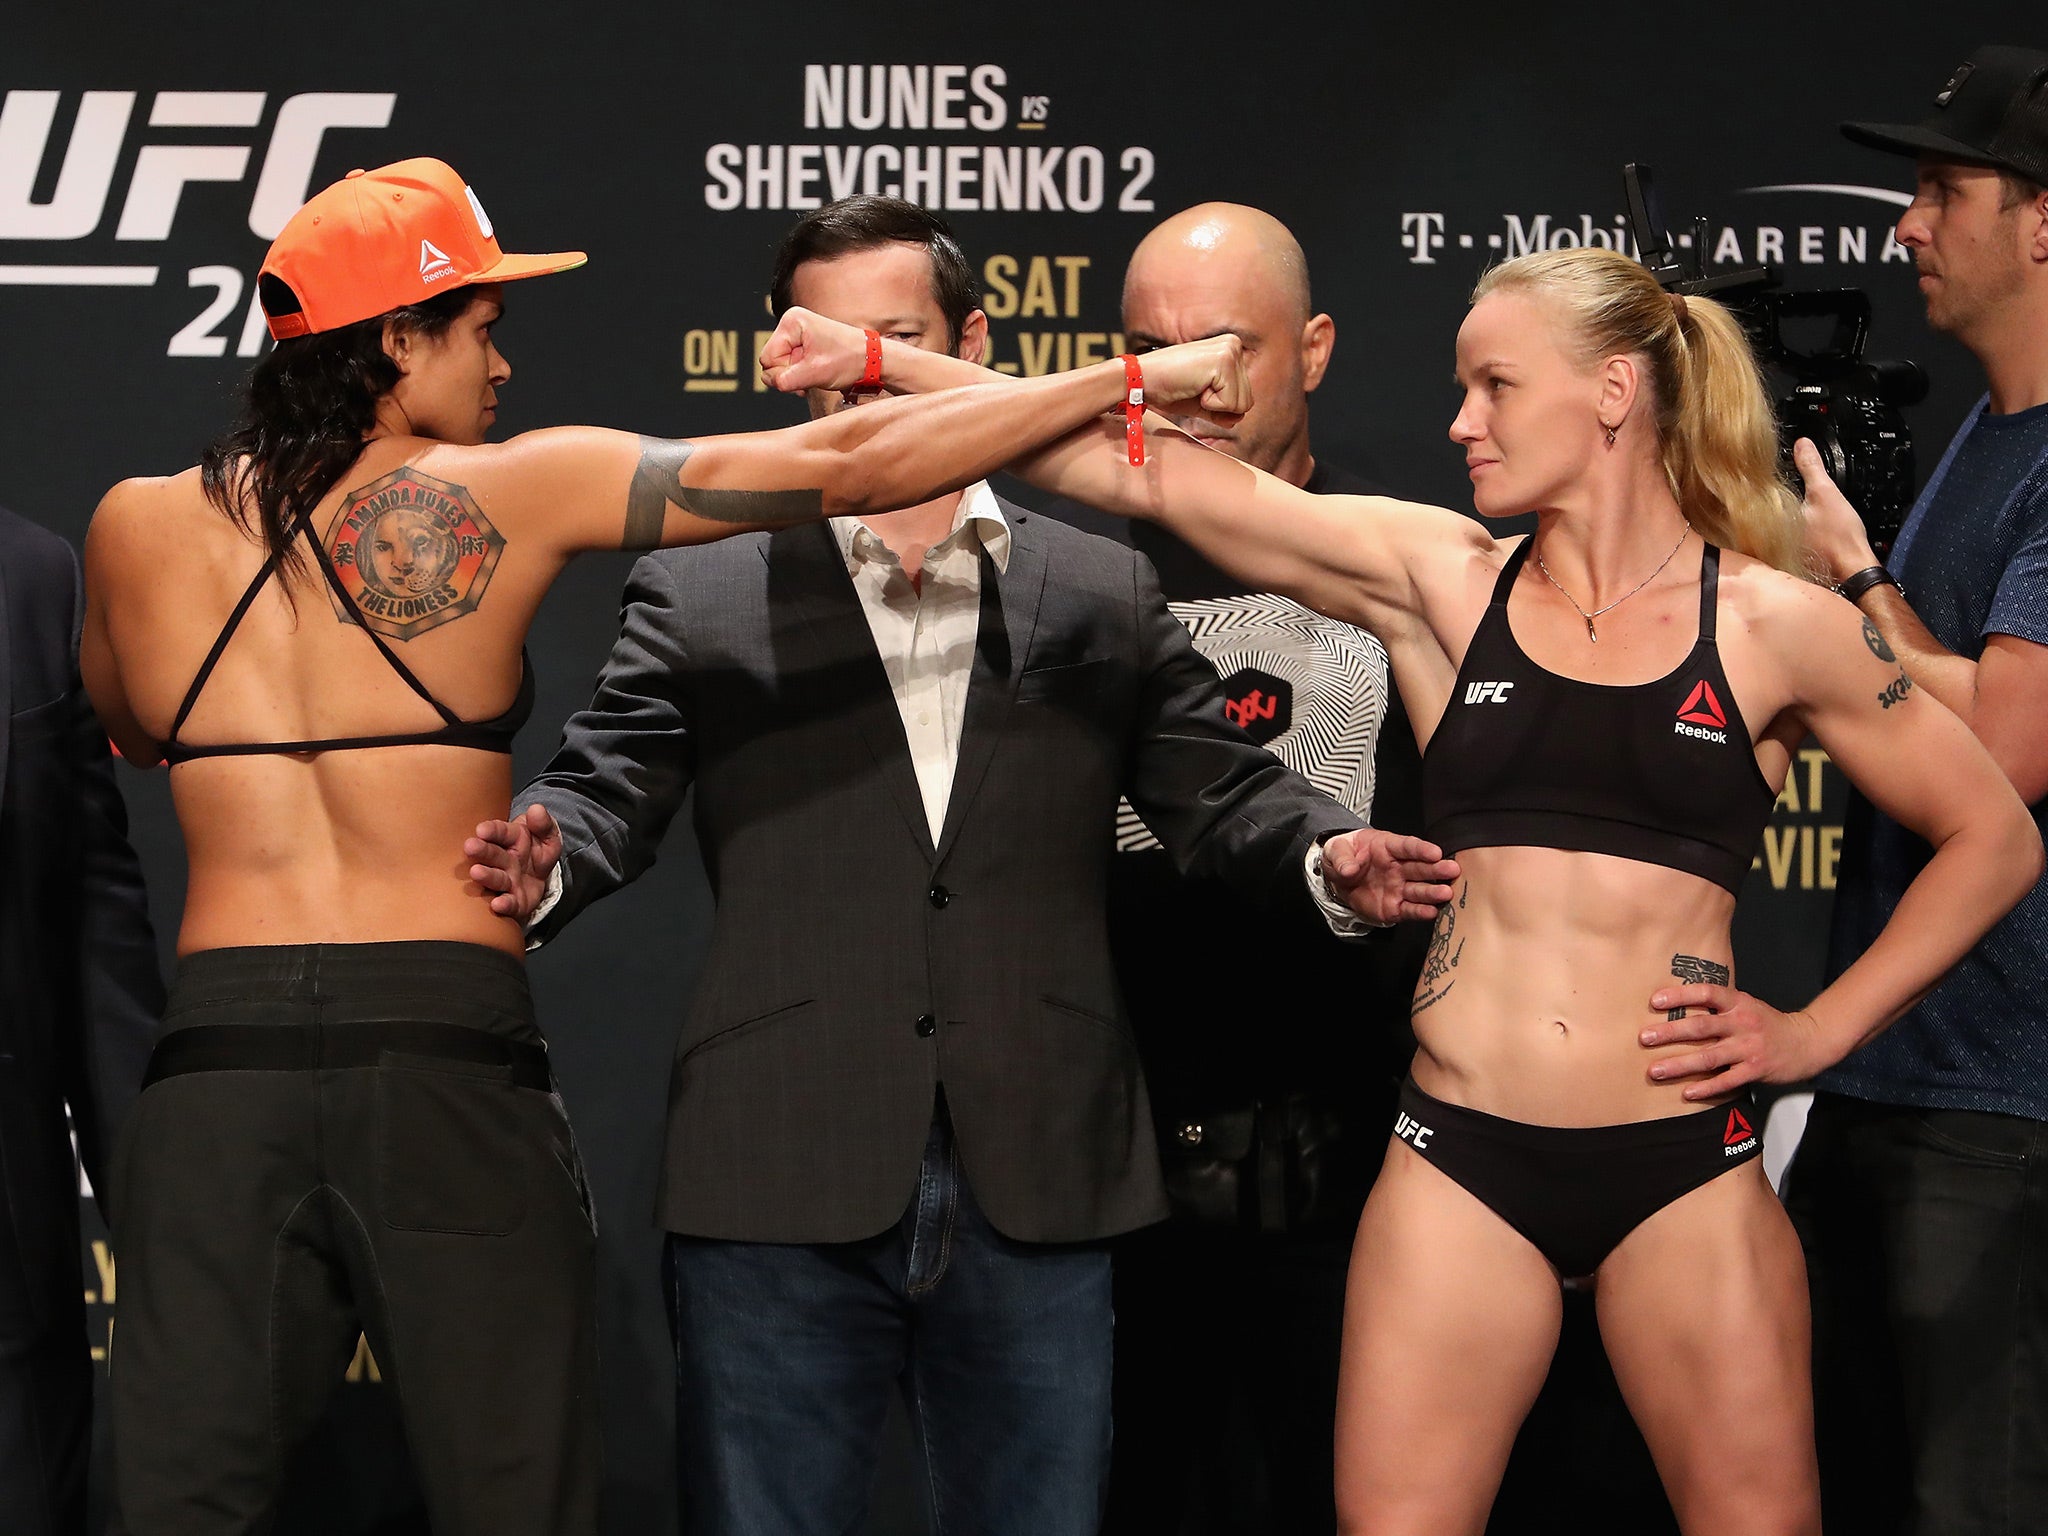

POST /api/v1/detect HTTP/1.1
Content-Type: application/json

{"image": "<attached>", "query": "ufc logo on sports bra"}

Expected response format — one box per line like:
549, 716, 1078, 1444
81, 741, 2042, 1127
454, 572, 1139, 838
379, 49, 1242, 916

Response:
1464, 681, 1515, 705
1394, 1111, 1434, 1151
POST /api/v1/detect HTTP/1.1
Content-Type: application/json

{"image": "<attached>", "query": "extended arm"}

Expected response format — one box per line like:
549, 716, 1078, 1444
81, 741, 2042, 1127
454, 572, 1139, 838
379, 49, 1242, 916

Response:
496, 331, 1249, 560
497, 555, 700, 947
1121, 551, 1455, 924
761, 304, 1486, 641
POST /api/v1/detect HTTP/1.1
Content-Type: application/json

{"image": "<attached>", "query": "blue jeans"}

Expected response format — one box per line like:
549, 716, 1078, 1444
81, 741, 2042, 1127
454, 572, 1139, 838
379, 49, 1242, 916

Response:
663, 1108, 1114, 1536
1783, 1092, 2048, 1536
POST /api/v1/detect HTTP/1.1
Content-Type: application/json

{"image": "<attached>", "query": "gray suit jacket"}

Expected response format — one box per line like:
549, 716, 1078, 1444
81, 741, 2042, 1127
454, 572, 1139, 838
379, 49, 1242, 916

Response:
523, 504, 1360, 1244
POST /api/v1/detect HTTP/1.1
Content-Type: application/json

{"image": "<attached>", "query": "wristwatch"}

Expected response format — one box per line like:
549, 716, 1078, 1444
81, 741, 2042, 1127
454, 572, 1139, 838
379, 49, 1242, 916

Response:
1836, 565, 1902, 605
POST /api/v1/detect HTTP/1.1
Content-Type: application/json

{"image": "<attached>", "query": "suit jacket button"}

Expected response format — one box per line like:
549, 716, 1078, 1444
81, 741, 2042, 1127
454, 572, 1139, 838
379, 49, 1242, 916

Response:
928, 885, 951, 909
914, 1013, 937, 1038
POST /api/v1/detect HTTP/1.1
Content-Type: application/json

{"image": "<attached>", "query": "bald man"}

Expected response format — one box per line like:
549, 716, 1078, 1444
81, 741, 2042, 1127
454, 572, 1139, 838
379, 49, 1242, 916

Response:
1125, 203, 1329, 484
1060, 205, 1430, 1536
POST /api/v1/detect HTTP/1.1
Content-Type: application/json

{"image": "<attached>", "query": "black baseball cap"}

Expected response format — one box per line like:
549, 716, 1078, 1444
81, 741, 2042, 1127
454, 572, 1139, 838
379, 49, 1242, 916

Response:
1843, 44, 2048, 186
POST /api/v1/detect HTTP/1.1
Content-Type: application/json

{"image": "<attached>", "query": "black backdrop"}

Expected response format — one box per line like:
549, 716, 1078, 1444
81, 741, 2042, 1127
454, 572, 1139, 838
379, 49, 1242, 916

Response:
1, 3, 2029, 1529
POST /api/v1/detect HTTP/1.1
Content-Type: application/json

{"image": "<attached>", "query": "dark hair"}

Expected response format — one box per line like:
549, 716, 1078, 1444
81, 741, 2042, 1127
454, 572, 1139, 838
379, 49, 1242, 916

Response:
198, 280, 479, 586
767, 196, 978, 347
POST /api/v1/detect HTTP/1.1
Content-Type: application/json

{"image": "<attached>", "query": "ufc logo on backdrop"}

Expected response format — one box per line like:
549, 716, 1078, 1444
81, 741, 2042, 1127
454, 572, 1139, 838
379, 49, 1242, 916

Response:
1464, 681, 1514, 704
0, 90, 396, 358
0, 90, 395, 242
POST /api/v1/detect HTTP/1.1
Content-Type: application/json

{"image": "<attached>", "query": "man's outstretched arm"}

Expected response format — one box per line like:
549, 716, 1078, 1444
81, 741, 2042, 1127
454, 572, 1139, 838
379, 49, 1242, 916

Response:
468, 554, 698, 946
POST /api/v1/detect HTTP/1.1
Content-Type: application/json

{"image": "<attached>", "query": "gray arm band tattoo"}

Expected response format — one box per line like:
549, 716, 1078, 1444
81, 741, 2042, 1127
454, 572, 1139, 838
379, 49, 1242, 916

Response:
624, 436, 826, 548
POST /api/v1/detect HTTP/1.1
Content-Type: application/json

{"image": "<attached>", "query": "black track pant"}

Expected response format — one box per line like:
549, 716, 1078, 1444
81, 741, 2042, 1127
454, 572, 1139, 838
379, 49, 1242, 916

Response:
107, 941, 600, 1536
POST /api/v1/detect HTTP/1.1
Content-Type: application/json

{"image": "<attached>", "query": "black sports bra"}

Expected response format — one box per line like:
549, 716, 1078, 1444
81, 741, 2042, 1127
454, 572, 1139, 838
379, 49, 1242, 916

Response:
159, 513, 532, 766
1421, 539, 1775, 894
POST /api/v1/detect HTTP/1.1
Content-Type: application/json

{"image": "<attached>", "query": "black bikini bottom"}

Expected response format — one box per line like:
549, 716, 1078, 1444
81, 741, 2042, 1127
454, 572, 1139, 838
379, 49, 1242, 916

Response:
1393, 1077, 1762, 1279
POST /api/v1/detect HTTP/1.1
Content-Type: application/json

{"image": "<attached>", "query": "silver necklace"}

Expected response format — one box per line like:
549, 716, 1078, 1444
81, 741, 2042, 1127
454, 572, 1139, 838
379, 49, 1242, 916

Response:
1532, 523, 1692, 643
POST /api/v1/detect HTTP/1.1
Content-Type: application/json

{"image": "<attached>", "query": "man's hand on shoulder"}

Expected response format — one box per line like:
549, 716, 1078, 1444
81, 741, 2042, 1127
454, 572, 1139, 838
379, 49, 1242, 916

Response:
1320, 829, 1460, 926
465, 804, 563, 922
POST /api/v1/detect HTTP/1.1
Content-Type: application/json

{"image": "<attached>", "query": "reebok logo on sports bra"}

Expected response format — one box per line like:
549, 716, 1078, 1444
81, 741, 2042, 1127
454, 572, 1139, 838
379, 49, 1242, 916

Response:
1673, 680, 1729, 744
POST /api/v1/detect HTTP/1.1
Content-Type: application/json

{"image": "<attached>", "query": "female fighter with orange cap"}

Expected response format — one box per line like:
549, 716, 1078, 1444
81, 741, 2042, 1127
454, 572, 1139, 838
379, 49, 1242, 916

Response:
80, 157, 1249, 1534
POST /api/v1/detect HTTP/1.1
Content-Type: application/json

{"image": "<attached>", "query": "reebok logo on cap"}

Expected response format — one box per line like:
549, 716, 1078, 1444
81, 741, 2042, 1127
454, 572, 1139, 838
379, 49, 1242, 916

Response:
419, 239, 455, 282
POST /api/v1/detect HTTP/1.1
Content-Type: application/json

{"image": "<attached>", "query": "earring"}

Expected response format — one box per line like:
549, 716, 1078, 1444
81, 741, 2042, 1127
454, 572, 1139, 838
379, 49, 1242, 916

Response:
1602, 421, 1618, 447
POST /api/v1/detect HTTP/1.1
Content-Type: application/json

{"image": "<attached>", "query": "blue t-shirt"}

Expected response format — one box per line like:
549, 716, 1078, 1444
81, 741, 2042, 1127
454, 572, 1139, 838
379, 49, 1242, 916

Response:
1820, 395, 2048, 1119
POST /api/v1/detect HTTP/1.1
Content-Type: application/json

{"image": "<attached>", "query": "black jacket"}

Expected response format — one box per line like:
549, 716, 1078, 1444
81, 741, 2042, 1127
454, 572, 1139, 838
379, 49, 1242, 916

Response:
0, 506, 161, 1332
523, 505, 1359, 1244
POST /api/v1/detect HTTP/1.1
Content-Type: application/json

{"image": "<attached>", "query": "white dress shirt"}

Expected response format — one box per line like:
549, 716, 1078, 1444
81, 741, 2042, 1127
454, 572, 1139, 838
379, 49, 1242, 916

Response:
833, 481, 1010, 844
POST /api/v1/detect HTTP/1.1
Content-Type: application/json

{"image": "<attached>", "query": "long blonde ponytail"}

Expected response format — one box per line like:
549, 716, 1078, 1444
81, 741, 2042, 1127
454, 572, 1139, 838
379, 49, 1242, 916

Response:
1472, 248, 1810, 578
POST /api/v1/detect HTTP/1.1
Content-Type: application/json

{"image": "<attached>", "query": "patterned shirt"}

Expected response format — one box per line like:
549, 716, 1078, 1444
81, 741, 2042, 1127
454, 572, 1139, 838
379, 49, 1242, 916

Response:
1820, 395, 2048, 1119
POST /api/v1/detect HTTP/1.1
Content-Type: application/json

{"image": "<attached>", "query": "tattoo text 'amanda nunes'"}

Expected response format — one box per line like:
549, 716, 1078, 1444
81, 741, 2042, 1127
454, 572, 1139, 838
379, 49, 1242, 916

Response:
624, 436, 826, 549
322, 466, 505, 640
1668, 953, 1730, 1021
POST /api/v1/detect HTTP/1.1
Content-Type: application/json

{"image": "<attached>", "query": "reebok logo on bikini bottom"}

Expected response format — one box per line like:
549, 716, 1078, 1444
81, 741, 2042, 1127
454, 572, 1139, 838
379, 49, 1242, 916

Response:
1723, 1105, 1758, 1156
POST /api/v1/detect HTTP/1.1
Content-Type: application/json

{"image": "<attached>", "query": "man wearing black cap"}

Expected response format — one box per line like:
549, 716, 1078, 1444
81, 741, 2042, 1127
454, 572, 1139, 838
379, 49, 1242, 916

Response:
1788, 42, 2048, 1536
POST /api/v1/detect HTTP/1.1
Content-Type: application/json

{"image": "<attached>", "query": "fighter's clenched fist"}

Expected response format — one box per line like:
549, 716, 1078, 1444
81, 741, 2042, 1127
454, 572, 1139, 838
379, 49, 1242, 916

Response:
760, 304, 1251, 419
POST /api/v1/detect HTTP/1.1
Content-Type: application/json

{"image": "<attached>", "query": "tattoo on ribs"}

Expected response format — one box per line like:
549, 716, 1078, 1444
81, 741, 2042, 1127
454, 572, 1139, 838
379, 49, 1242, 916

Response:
1862, 616, 1897, 664
321, 466, 504, 640
1878, 672, 1915, 709
1668, 953, 1730, 1020
1411, 881, 1468, 1018
624, 436, 825, 548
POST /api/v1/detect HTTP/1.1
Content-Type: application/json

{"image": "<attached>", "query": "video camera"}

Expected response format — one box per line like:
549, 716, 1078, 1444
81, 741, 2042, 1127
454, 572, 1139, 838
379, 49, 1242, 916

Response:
1622, 163, 1925, 558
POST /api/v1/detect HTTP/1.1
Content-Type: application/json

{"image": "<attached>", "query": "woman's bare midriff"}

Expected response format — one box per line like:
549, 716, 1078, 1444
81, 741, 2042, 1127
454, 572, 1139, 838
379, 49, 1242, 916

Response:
171, 747, 523, 956
1406, 843, 1743, 1126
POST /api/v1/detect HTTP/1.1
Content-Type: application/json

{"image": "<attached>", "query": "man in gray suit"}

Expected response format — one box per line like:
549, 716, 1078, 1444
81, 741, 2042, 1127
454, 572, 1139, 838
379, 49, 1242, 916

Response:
467, 197, 1452, 1536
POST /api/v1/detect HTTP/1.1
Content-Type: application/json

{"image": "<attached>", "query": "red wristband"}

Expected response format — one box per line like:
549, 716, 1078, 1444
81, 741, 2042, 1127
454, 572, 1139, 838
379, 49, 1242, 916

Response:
1120, 354, 1145, 467
857, 328, 884, 391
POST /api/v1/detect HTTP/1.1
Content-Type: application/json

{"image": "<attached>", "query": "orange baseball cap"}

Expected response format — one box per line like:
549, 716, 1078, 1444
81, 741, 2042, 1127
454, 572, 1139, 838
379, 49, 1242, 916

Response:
258, 157, 586, 340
